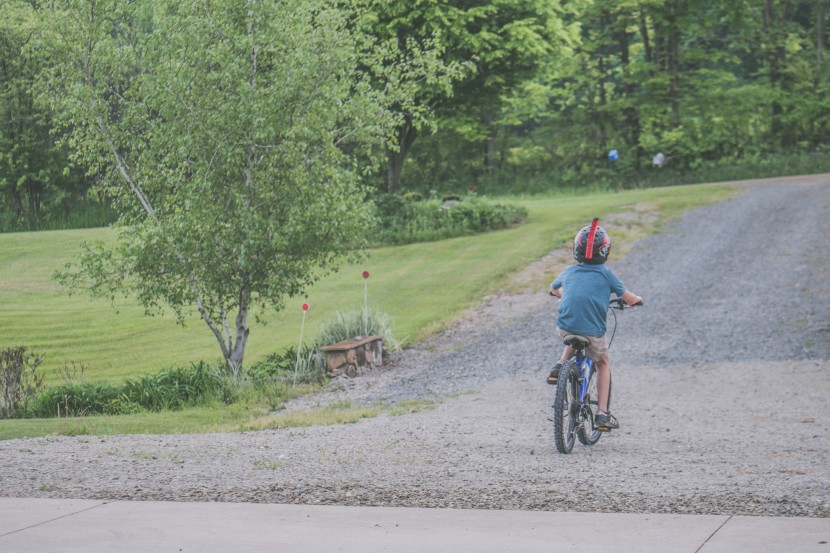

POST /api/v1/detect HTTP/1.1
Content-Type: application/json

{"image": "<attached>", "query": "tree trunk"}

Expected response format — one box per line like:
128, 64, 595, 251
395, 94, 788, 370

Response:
616, 13, 641, 162
228, 300, 249, 376
818, 0, 826, 76
764, 0, 787, 148
10, 190, 25, 218
482, 111, 498, 172
666, 1, 681, 124
386, 119, 418, 194
639, 8, 653, 65
386, 148, 404, 195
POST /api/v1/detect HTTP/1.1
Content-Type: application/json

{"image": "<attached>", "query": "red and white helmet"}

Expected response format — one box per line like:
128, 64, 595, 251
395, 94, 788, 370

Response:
573, 218, 611, 264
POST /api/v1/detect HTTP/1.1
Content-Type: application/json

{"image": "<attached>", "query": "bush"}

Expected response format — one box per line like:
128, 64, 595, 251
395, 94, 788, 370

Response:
0, 346, 45, 418
373, 194, 527, 245
26, 382, 134, 417
247, 346, 325, 386
122, 362, 234, 411
23, 361, 234, 418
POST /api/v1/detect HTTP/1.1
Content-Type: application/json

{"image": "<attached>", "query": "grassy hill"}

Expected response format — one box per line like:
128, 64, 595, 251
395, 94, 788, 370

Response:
0, 184, 736, 385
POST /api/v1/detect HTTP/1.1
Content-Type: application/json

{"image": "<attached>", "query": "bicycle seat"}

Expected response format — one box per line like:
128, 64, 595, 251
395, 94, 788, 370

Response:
563, 334, 590, 350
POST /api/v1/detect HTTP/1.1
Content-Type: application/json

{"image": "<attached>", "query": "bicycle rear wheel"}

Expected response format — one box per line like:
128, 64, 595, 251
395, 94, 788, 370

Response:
553, 360, 577, 454
577, 369, 602, 446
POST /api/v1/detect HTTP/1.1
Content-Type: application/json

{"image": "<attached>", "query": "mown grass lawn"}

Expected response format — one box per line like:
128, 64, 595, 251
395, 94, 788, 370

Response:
0, 184, 737, 439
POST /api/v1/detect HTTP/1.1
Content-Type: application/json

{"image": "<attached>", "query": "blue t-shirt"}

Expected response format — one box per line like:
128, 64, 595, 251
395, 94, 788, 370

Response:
552, 264, 626, 337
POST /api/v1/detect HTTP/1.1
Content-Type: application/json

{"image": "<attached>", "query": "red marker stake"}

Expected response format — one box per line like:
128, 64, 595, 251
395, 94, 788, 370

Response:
295, 303, 309, 385
362, 271, 370, 336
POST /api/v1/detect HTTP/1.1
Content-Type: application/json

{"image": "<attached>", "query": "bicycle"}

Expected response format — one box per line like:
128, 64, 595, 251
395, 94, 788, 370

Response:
552, 296, 642, 454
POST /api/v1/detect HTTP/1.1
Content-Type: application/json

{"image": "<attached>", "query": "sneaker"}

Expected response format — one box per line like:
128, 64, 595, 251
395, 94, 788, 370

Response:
594, 411, 619, 431
546, 362, 563, 385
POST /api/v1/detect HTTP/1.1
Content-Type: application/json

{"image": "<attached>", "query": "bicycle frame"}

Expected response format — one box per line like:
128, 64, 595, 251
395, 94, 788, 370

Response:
575, 351, 592, 405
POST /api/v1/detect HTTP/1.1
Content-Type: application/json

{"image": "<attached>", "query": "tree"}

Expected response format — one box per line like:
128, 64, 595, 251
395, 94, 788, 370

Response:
0, 0, 81, 226
353, 0, 472, 193
447, 1, 572, 175
358, 0, 567, 192
42, 0, 396, 374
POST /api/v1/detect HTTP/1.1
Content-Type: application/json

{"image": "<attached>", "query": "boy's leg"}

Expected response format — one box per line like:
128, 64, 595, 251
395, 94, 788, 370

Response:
593, 354, 619, 430
595, 356, 611, 412
548, 330, 575, 384
559, 345, 574, 363
546, 345, 572, 384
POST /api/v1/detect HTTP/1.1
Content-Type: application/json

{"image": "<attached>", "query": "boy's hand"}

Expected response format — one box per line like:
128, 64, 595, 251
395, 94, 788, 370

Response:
549, 287, 562, 298
621, 290, 642, 306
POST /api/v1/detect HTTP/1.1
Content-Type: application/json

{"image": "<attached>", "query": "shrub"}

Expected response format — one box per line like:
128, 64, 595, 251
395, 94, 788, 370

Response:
23, 361, 234, 418
247, 346, 325, 386
0, 346, 45, 419
373, 194, 527, 245
122, 362, 233, 411
26, 382, 133, 417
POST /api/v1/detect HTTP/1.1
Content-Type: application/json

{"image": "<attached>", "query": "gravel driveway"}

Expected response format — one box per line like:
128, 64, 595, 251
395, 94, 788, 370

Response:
2, 177, 829, 516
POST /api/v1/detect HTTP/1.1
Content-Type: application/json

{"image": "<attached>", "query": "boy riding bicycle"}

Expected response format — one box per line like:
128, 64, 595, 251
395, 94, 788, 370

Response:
548, 218, 642, 431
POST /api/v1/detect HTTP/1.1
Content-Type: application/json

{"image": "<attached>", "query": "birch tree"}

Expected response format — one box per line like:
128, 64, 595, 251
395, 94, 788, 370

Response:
42, 0, 394, 374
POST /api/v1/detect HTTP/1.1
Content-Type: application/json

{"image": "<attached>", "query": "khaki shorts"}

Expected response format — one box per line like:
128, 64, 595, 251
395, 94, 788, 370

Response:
558, 328, 609, 361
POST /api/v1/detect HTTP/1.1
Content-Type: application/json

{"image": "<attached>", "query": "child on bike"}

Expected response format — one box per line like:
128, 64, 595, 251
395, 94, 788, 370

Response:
547, 218, 642, 431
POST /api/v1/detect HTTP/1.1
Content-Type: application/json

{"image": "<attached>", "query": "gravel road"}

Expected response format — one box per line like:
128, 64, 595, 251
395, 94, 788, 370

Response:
2, 177, 829, 516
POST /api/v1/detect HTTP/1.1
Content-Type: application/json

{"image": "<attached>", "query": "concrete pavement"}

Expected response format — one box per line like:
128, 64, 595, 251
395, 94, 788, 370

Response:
1, 498, 828, 552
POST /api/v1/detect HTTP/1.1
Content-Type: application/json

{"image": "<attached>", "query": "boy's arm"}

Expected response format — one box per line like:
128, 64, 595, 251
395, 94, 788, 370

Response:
621, 290, 643, 306
549, 274, 563, 297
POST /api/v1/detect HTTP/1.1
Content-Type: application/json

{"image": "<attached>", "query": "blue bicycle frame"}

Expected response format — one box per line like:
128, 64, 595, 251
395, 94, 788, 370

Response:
576, 354, 593, 404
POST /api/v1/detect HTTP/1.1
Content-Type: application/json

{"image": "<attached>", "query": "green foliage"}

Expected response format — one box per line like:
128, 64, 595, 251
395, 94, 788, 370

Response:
401, 0, 830, 193
26, 382, 131, 418
0, 1, 90, 231
373, 194, 527, 244
0, 346, 45, 418
359, 0, 569, 191
25, 362, 234, 418
0, 199, 116, 233
122, 363, 235, 412
247, 346, 325, 387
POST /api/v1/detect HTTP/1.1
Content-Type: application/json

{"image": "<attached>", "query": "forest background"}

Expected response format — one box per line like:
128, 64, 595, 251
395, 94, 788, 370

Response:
3, 0, 830, 231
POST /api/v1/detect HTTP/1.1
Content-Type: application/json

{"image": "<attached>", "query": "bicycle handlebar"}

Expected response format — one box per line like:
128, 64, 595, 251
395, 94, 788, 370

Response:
550, 291, 643, 309
609, 296, 644, 309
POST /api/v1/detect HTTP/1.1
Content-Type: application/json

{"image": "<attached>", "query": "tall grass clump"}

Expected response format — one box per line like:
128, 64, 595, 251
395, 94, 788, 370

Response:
122, 362, 235, 411
26, 381, 130, 417
316, 309, 403, 352
247, 346, 324, 387
24, 362, 234, 418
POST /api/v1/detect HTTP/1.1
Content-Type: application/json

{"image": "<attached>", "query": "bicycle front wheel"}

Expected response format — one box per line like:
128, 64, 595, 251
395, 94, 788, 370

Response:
553, 360, 577, 454
577, 369, 602, 446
